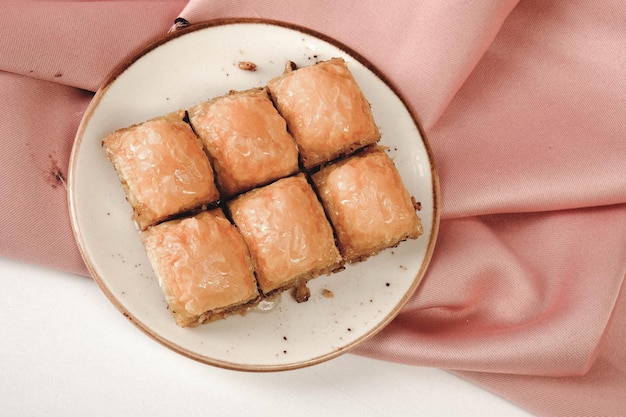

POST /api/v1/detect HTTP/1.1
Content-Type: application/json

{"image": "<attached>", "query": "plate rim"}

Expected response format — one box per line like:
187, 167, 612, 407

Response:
68, 17, 441, 372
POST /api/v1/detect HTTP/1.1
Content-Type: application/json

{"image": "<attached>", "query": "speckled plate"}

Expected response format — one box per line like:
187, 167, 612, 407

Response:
69, 18, 439, 371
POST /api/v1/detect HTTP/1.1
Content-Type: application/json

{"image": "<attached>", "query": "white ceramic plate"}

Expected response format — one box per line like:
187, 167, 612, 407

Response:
69, 18, 439, 371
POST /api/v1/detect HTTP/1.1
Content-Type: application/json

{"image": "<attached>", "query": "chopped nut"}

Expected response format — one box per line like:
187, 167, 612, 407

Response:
294, 279, 311, 303
238, 61, 257, 71
411, 196, 422, 211
284, 60, 298, 72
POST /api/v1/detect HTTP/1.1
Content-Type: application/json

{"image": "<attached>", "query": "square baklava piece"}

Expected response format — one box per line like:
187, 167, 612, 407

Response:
102, 110, 220, 230
141, 209, 260, 327
188, 88, 300, 198
228, 174, 342, 295
311, 148, 423, 263
267, 58, 380, 169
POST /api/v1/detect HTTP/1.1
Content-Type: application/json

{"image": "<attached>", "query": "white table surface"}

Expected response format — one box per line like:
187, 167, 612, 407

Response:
1, 257, 535, 417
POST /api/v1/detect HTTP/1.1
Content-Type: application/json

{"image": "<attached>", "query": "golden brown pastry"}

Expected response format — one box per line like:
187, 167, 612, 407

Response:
311, 147, 422, 263
267, 58, 380, 169
188, 88, 299, 198
102, 111, 219, 230
141, 209, 260, 327
228, 174, 342, 295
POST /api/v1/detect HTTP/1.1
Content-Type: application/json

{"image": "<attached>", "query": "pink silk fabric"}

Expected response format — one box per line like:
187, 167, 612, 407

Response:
2, 1, 626, 415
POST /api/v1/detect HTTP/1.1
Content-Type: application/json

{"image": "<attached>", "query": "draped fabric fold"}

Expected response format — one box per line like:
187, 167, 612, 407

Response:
2, 1, 626, 415
0, 1, 186, 92
357, 205, 626, 376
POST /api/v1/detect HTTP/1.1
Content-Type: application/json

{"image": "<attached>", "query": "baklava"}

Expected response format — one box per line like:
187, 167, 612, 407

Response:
228, 174, 342, 295
188, 88, 299, 198
267, 58, 380, 169
311, 147, 422, 263
141, 209, 260, 327
102, 111, 219, 230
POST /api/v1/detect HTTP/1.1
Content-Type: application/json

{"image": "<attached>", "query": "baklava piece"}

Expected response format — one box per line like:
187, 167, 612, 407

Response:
188, 88, 299, 198
102, 110, 220, 230
141, 209, 260, 328
228, 174, 342, 295
311, 148, 422, 263
267, 58, 380, 169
